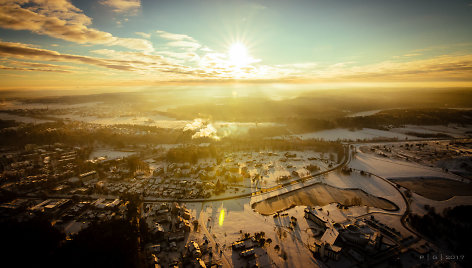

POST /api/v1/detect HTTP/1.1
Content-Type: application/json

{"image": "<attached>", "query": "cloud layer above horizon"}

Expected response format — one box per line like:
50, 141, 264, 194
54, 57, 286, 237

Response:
0, 0, 471, 90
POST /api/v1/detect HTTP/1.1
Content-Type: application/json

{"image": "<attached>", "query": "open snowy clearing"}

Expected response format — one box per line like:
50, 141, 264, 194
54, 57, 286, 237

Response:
252, 183, 397, 215
281, 128, 417, 141
391, 177, 472, 201
410, 193, 472, 216
389, 124, 472, 139
349, 150, 464, 181
89, 149, 136, 160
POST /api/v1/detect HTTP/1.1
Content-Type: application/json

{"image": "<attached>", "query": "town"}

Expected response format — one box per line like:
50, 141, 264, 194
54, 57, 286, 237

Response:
1, 125, 471, 267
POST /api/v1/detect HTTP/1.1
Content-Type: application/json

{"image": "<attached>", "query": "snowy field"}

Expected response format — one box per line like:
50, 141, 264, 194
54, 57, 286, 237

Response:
391, 177, 472, 201
52, 113, 278, 132
349, 149, 464, 181
410, 193, 472, 216
389, 124, 472, 138
277, 124, 471, 141
281, 128, 417, 141
89, 149, 136, 160
252, 182, 397, 215
54, 113, 190, 129
345, 109, 383, 117
323, 170, 406, 214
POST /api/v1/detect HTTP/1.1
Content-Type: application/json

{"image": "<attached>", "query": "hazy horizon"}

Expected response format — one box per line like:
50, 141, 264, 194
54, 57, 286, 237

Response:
0, 0, 471, 93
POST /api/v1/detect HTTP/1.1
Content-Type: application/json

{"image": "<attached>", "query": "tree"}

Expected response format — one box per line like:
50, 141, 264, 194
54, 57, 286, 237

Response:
0, 217, 65, 267
58, 219, 139, 268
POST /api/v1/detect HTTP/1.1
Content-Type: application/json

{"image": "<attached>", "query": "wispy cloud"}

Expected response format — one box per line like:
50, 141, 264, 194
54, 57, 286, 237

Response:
135, 32, 151, 39
0, 0, 152, 51
158, 51, 200, 62
0, 41, 215, 80
156, 30, 197, 42
156, 30, 201, 51
0, 41, 139, 71
403, 53, 422, 57
298, 54, 472, 82
0, 65, 72, 73
167, 40, 201, 51
100, 0, 141, 14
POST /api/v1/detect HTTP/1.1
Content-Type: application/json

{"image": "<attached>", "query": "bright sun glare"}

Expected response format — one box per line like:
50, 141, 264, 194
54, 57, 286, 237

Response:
228, 42, 249, 66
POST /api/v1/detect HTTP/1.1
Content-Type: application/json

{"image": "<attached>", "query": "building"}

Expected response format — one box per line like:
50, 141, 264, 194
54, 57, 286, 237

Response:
240, 248, 255, 258
304, 207, 329, 228
232, 241, 245, 250
314, 228, 342, 261
79, 171, 97, 182
186, 241, 202, 258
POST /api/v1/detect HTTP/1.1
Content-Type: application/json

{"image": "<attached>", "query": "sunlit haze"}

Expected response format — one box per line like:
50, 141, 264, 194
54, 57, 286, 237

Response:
0, 0, 471, 93
1, 1, 471, 268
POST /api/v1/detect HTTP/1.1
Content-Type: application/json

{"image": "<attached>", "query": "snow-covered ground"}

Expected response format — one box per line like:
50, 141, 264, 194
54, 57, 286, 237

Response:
181, 197, 397, 267
389, 124, 472, 138
349, 149, 464, 181
54, 113, 189, 129
233, 150, 333, 189
184, 199, 325, 268
345, 109, 383, 117
280, 128, 417, 141
322, 170, 405, 214
88, 149, 136, 160
349, 143, 471, 218
410, 193, 472, 216
360, 213, 412, 238
52, 113, 278, 132
276, 124, 471, 141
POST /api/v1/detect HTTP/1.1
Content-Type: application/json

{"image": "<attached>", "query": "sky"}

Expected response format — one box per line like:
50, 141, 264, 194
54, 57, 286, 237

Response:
0, 0, 471, 92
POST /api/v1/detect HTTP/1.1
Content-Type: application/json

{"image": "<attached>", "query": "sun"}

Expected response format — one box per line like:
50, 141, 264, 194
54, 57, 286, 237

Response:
228, 42, 249, 66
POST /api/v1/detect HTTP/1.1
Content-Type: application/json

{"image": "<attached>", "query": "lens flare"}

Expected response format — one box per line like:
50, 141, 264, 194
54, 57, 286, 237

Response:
218, 209, 225, 226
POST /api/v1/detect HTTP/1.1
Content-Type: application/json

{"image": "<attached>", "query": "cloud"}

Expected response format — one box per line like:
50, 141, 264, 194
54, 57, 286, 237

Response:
135, 32, 150, 39
156, 30, 197, 42
0, 65, 72, 73
0, 41, 139, 71
403, 53, 422, 57
286, 54, 472, 83
275, 62, 318, 69
91, 49, 165, 62
100, 0, 141, 14
167, 41, 201, 51
200, 46, 212, 52
109, 37, 153, 51
2, 59, 73, 69
156, 30, 201, 51
336, 55, 472, 81
158, 51, 200, 62
0, 41, 213, 80
0, 0, 152, 51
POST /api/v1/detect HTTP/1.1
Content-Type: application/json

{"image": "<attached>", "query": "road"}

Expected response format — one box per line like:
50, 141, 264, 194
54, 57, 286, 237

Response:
197, 208, 232, 267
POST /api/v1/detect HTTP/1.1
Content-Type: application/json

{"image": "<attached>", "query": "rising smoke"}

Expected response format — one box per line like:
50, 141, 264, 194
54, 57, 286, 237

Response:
183, 118, 220, 140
